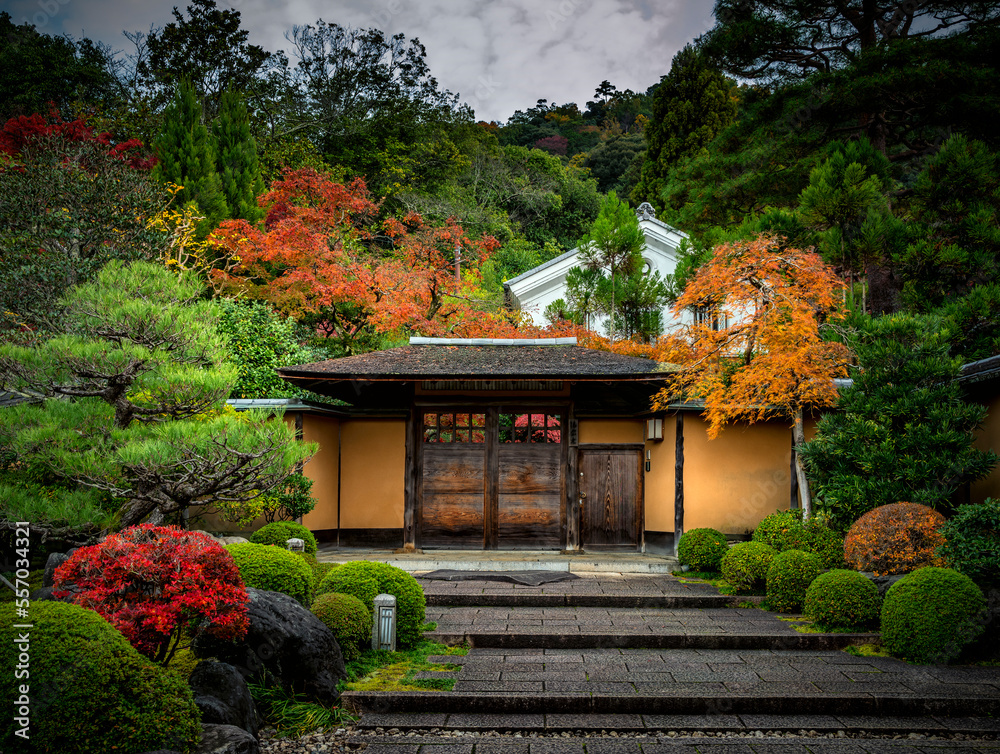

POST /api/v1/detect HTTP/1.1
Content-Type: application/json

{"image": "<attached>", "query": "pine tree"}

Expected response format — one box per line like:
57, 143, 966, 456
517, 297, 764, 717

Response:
212, 88, 264, 223
632, 45, 737, 212
153, 79, 229, 230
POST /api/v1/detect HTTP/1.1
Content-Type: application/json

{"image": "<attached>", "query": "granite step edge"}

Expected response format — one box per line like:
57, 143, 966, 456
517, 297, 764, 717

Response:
423, 631, 880, 651
424, 595, 760, 608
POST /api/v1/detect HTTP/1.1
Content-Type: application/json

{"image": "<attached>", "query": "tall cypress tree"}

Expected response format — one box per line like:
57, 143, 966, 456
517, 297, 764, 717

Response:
153, 79, 229, 230
632, 45, 737, 212
212, 88, 264, 223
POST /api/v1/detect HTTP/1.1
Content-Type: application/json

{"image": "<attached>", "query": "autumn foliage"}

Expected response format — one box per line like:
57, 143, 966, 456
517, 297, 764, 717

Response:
843, 502, 947, 576
211, 168, 557, 349
54, 525, 249, 665
0, 110, 155, 169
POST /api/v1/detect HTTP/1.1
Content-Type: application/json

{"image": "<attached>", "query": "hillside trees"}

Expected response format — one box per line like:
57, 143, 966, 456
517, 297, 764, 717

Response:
212, 89, 264, 223
0, 261, 314, 538
652, 235, 850, 517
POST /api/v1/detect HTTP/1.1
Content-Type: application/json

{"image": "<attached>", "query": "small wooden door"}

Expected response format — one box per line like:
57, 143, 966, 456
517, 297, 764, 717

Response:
578, 446, 643, 550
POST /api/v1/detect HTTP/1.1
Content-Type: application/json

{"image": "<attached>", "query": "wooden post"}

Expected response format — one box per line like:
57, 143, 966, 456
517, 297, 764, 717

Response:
484, 407, 499, 550
789, 430, 799, 510
674, 411, 684, 557
565, 404, 579, 552
403, 407, 418, 551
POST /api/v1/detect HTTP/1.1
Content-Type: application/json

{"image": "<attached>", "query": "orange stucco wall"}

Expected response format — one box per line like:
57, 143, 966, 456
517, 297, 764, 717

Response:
578, 419, 645, 444
301, 415, 341, 531
972, 394, 1000, 503
338, 419, 406, 529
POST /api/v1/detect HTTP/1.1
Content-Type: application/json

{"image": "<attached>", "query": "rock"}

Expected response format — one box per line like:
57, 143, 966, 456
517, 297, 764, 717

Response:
194, 724, 259, 754
193, 588, 345, 705
865, 573, 906, 597
30, 585, 76, 602
217, 536, 250, 545
190, 661, 259, 738
138, 751, 182, 754
42, 552, 69, 587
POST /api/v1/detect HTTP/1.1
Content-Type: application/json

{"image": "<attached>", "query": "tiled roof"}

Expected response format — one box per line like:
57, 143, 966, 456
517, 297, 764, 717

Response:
960, 354, 1000, 385
0, 391, 38, 408
279, 344, 666, 381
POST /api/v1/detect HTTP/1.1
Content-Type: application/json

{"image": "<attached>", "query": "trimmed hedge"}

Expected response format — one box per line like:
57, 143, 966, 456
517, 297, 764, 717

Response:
844, 502, 945, 576
225, 542, 314, 606
881, 566, 986, 664
317, 561, 426, 647
720, 541, 777, 593
0, 601, 201, 754
250, 521, 318, 555
311, 592, 373, 660
752, 511, 844, 568
677, 528, 728, 572
804, 569, 880, 631
765, 549, 824, 613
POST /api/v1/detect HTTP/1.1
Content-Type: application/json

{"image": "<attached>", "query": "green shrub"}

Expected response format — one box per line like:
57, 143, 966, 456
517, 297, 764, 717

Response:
881, 566, 986, 664
311, 592, 373, 660
766, 549, 824, 613
677, 528, 728, 572
938, 498, 1000, 588
753, 511, 845, 568
0, 601, 201, 754
225, 542, 313, 606
804, 569, 881, 630
720, 541, 777, 593
317, 561, 426, 647
250, 521, 318, 555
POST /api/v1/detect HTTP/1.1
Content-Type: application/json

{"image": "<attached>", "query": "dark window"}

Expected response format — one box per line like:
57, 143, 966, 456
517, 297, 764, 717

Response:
499, 413, 561, 444
423, 412, 486, 443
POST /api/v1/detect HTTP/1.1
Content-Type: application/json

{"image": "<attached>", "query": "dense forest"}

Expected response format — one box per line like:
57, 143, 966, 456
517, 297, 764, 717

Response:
1, 0, 999, 363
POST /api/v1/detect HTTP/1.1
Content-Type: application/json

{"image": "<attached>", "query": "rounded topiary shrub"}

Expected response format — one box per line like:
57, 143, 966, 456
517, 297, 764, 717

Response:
844, 502, 946, 576
226, 542, 314, 606
752, 511, 799, 550
753, 511, 845, 568
0, 601, 201, 754
804, 569, 881, 630
881, 566, 986, 664
311, 592, 373, 660
938, 498, 1000, 588
766, 549, 824, 613
720, 541, 777, 593
250, 521, 318, 555
318, 561, 426, 647
677, 528, 728, 572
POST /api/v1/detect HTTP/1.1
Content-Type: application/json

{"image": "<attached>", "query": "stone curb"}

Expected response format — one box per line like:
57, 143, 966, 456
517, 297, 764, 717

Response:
424, 632, 880, 651
424, 595, 762, 608
341, 690, 1000, 717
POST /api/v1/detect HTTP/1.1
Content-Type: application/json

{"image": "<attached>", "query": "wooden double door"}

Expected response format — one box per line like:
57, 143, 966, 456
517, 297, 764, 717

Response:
420, 407, 565, 549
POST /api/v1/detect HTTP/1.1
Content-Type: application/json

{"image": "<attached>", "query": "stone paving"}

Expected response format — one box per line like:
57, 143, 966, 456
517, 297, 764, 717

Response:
417, 574, 720, 601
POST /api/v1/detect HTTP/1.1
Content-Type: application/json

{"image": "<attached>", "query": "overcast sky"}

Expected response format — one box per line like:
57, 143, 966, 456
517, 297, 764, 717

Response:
3, 0, 715, 122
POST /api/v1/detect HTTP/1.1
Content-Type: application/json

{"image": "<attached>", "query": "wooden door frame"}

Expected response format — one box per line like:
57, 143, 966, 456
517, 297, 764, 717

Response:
577, 443, 645, 552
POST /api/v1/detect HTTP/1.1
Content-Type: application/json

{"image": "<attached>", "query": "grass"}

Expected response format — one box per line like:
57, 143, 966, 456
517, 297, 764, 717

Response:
249, 682, 357, 737
341, 638, 468, 693
778, 615, 877, 634
0, 568, 44, 603
844, 643, 891, 658
670, 570, 766, 596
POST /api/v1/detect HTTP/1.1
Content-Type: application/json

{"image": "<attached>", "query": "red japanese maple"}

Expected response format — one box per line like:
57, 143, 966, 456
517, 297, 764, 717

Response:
0, 110, 155, 169
54, 525, 249, 665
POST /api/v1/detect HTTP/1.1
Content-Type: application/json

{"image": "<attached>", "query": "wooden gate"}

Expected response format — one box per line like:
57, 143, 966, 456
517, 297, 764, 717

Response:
578, 446, 643, 550
419, 408, 564, 549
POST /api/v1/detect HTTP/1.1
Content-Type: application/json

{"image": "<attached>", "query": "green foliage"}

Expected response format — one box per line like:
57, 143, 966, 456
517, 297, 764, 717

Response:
225, 542, 314, 606
881, 567, 987, 664
0, 261, 314, 534
799, 313, 998, 530
720, 541, 777, 593
212, 89, 264, 222
584, 133, 645, 195
633, 44, 738, 212
317, 561, 426, 648
677, 527, 728, 572
0, 601, 201, 753
248, 681, 353, 737
217, 298, 324, 399
753, 511, 845, 569
938, 499, 1000, 588
804, 569, 881, 631
259, 472, 318, 523
765, 549, 824, 613
311, 592, 373, 660
153, 79, 228, 230
250, 521, 318, 555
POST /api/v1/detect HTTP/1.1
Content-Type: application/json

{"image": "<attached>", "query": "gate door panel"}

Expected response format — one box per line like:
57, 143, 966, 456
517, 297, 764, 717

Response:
579, 447, 642, 550
420, 412, 486, 548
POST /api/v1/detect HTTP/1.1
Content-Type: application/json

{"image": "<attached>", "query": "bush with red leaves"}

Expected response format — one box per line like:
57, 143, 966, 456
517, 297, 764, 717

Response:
54, 525, 249, 665
843, 502, 946, 576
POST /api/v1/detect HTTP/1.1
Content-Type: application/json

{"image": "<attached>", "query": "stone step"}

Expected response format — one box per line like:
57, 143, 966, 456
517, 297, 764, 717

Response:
350, 712, 1000, 736
346, 732, 1000, 754
424, 631, 878, 651
424, 594, 762, 609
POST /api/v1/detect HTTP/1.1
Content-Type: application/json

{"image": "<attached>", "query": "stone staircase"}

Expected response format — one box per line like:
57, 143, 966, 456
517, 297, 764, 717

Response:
339, 572, 1000, 753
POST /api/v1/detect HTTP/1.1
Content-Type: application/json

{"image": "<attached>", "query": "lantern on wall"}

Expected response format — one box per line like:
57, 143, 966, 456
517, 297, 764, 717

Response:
646, 418, 663, 441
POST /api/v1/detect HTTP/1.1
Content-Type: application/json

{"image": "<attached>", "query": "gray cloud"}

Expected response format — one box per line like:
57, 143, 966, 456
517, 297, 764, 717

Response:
1, 0, 713, 122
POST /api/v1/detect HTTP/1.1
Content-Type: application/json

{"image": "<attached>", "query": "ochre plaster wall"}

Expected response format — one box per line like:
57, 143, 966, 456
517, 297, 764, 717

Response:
578, 419, 645, 445
338, 419, 406, 529
972, 394, 1000, 503
301, 415, 341, 531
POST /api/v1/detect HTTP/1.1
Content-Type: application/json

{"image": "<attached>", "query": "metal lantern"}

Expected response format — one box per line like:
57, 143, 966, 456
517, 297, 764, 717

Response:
372, 593, 397, 651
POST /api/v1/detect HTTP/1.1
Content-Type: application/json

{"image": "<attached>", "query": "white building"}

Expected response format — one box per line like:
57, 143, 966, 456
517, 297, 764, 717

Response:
503, 203, 690, 336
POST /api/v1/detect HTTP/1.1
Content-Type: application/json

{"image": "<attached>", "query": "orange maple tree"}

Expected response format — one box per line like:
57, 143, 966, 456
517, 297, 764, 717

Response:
650, 234, 850, 517
210, 168, 540, 351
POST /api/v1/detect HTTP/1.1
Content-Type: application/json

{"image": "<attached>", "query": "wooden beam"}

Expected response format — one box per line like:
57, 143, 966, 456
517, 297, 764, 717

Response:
403, 406, 418, 551
674, 411, 684, 557
565, 404, 580, 551
484, 407, 499, 550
